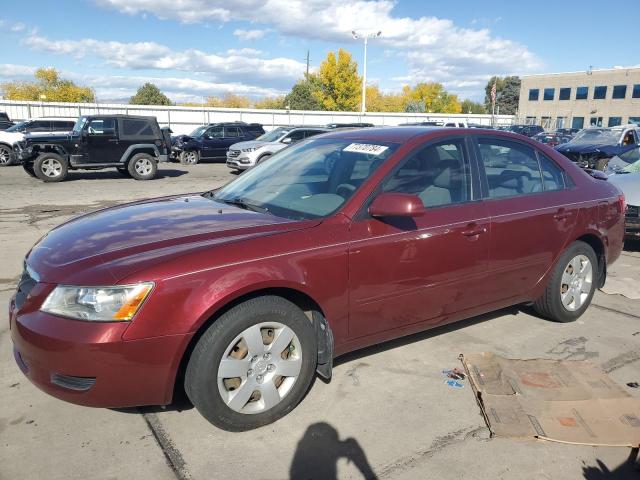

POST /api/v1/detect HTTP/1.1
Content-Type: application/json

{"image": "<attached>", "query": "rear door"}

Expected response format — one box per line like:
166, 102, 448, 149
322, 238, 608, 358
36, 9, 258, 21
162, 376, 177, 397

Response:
348, 136, 490, 338
474, 135, 578, 303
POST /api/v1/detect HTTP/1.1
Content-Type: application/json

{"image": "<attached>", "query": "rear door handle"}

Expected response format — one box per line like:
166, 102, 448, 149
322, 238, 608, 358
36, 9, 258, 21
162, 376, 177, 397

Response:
461, 223, 487, 237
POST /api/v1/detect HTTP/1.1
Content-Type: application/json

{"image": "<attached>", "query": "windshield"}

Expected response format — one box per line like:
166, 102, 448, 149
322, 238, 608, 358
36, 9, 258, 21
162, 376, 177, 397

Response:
570, 128, 620, 145
5, 121, 28, 132
189, 126, 208, 137
256, 127, 289, 142
73, 116, 88, 133
212, 137, 400, 220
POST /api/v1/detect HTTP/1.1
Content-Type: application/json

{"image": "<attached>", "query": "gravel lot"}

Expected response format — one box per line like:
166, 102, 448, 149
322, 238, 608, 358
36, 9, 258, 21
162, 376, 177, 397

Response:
1, 162, 639, 480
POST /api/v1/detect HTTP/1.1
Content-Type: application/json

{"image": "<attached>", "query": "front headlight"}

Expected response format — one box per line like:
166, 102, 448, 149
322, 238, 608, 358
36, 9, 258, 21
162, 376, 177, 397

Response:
241, 147, 257, 153
41, 283, 154, 322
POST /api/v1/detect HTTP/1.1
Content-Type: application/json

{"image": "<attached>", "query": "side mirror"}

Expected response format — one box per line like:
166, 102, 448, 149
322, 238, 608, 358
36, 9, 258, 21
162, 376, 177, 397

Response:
282, 137, 292, 144
369, 192, 426, 218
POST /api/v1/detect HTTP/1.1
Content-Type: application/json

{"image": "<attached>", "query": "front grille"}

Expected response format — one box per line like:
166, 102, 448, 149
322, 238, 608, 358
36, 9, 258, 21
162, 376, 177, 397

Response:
626, 204, 639, 219
228, 150, 240, 157
50, 373, 96, 391
14, 266, 37, 310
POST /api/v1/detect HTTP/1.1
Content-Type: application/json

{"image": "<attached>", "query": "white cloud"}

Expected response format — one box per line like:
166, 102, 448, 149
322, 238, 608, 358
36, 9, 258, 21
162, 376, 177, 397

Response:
233, 28, 269, 41
10, 22, 26, 32
98, 0, 542, 97
22, 33, 305, 89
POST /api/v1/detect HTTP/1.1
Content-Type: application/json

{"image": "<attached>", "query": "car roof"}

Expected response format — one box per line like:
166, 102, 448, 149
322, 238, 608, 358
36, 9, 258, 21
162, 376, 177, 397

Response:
24, 117, 77, 121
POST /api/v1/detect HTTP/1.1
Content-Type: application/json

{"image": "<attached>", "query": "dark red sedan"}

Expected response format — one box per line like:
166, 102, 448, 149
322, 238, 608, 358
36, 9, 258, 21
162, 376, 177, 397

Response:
10, 127, 625, 431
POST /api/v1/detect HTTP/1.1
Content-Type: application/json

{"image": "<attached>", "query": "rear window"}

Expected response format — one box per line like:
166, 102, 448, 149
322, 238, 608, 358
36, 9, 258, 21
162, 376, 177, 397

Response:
246, 124, 265, 134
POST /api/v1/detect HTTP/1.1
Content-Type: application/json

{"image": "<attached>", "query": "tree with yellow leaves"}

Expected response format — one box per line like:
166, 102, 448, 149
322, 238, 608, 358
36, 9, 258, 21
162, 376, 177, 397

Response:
1, 68, 95, 102
402, 82, 462, 114
316, 49, 361, 111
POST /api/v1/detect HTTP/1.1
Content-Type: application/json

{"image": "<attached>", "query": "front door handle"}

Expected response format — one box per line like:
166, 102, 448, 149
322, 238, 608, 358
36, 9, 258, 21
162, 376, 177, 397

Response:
461, 223, 487, 237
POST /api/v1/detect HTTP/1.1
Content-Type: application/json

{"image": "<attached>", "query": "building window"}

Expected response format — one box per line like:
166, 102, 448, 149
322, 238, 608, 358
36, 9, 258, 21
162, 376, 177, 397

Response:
541, 116, 551, 129
576, 86, 588, 100
633, 85, 640, 99
572, 117, 584, 129
528, 89, 539, 101
556, 117, 566, 129
608, 117, 622, 127
543, 88, 554, 101
629, 117, 640, 126
525, 116, 536, 125
593, 86, 607, 99
590, 117, 603, 127
559, 88, 571, 100
612, 85, 627, 99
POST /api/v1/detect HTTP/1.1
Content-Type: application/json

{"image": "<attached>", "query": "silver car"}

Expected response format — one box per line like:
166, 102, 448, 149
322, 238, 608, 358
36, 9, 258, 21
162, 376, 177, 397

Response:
226, 127, 328, 171
607, 148, 640, 239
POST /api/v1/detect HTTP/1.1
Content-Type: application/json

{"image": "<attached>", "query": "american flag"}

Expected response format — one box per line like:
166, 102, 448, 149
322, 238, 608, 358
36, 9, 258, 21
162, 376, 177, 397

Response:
491, 81, 497, 105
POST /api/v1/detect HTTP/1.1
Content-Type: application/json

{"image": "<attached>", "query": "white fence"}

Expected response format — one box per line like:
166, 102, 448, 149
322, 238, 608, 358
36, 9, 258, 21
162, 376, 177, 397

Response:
0, 99, 515, 135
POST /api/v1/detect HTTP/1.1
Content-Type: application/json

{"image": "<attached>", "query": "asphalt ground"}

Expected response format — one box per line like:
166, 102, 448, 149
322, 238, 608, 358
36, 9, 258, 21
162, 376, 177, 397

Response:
1, 161, 639, 480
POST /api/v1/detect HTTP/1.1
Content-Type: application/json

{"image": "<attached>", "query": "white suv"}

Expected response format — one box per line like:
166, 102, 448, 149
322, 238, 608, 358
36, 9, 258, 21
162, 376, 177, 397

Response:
0, 117, 76, 166
226, 126, 328, 171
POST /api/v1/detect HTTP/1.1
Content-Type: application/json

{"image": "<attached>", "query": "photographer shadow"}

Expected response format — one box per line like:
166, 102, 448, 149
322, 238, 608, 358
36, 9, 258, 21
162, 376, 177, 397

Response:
290, 422, 378, 480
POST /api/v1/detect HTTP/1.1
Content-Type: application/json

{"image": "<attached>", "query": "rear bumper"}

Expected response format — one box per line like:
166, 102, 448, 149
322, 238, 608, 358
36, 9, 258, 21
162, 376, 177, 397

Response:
9, 298, 193, 408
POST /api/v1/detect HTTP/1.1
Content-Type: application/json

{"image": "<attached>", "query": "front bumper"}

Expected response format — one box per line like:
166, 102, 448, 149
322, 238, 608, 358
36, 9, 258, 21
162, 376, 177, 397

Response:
9, 294, 193, 408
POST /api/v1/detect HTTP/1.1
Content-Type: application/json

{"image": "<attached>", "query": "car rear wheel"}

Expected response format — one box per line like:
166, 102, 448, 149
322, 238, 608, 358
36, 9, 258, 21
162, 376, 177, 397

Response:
185, 296, 317, 431
0, 144, 13, 166
180, 150, 200, 165
127, 153, 157, 180
34, 153, 68, 182
533, 241, 597, 322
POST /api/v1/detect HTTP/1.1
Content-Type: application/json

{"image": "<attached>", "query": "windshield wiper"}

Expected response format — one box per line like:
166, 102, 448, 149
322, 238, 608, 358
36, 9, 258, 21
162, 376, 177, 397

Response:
217, 197, 271, 214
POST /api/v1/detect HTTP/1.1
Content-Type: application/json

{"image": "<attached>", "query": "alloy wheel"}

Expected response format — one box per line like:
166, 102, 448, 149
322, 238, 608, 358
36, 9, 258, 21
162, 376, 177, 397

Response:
0, 147, 11, 165
184, 151, 198, 164
560, 254, 592, 311
217, 322, 302, 415
41, 158, 63, 177
134, 158, 153, 175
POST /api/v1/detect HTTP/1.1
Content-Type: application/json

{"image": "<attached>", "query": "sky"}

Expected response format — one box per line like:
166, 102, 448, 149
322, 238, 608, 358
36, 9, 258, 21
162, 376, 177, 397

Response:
0, 0, 637, 104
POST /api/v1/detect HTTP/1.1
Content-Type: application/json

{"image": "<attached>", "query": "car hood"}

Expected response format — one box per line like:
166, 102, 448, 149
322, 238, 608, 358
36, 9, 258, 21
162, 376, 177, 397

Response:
230, 140, 275, 150
26, 194, 315, 284
0, 131, 24, 144
556, 143, 611, 154
608, 173, 640, 206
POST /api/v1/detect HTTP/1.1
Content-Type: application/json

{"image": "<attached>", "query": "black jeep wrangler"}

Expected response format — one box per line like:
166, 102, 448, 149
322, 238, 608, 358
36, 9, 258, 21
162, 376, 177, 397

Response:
14, 115, 170, 182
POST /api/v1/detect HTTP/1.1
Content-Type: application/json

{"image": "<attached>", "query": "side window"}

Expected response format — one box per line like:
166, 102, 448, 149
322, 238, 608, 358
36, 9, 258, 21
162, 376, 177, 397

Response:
207, 127, 224, 138
538, 154, 565, 192
383, 140, 471, 208
28, 121, 50, 132
478, 138, 543, 198
286, 130, 307, 142
122, 119, 153, 137
304, 130, 325, 139
87, 118, 116, 135
224, 127, 240, 137
54, 121, 75, 131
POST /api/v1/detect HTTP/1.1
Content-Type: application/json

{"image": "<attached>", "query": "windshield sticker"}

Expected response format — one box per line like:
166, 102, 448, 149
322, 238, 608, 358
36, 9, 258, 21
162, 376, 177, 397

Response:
343, 143, 389, 155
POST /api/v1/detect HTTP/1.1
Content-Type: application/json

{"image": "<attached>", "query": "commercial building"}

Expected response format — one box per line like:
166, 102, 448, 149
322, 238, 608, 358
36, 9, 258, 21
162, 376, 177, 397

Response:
518, 67, 640, 130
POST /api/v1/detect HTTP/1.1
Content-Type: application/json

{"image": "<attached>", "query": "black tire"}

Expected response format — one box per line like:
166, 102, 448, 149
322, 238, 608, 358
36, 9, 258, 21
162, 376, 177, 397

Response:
127, 153, 157, 180
34, 153, 68, 182
185, 296, 317, 431
22, 163, 37, 178
180, 150, 200, 165
533, 241, 598, 322
116, 167, 131, 177
0, 144, 13, 166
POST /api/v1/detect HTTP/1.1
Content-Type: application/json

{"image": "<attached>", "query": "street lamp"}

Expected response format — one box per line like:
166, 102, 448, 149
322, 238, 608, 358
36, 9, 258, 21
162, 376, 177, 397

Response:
352, 30, 381, 113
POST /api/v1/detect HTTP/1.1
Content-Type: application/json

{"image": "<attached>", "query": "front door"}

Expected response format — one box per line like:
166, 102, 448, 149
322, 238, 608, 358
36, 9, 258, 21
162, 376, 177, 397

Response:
201, 126, 224, 158
84, 117, 125, 163
474, 135, 579, 303
348, 137, 490, 338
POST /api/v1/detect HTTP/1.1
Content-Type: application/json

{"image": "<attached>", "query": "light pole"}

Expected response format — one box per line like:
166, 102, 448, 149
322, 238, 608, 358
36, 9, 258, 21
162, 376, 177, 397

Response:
352, 30, 381, 113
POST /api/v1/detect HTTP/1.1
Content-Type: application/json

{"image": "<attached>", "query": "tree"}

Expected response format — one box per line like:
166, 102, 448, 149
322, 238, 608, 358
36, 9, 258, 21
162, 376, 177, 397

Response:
460, 99, 487, 114
206, 93, 251, 108
484, 76, 520, 115
364, 85, 404, 112
401, 82, 462, 113
253, 96, 286, 109
129, 83, 172, 105
1, 68, 95, 102
284, 75, 323, 110
316, 49, 361, 111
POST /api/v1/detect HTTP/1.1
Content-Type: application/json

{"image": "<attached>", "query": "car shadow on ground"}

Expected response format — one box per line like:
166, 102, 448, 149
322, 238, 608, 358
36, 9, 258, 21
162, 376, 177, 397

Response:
289, 422, 378, 480
623, 238, 640, 252
63, 169, 189, 181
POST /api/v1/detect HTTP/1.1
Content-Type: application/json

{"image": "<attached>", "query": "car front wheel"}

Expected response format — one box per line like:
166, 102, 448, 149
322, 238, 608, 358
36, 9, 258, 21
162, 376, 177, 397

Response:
533, 240, 597, 322
185, 296, 317, 431
127, 153, 157, 180
34, 153, 68, 182
180, 150, 200, 165
0, 144, 13, 166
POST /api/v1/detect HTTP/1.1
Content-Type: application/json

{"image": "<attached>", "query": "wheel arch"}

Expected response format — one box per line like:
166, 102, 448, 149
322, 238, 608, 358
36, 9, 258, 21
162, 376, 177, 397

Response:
121, 144, 159, 164
574, 232, 606, 288
170, 286, 332, 404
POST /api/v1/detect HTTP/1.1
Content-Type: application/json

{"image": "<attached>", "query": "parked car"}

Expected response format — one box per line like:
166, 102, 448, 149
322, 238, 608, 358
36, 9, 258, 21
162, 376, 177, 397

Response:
443, 121, 468, 128
326, 122, 373, 129
14, 115, 170, 182
506, 124, 545, 137
171, 122, 264, 165
0, 112, 15, 130
605, 146, 640, 176
532, 132, 572, 147
607, 159, 640, 239
555, 125, 640, 170
10, 127, 624, 431
555, 128, 580, 137
400, 121, 443, 127
0, 117, 76, 166
226, 126, 328, 171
